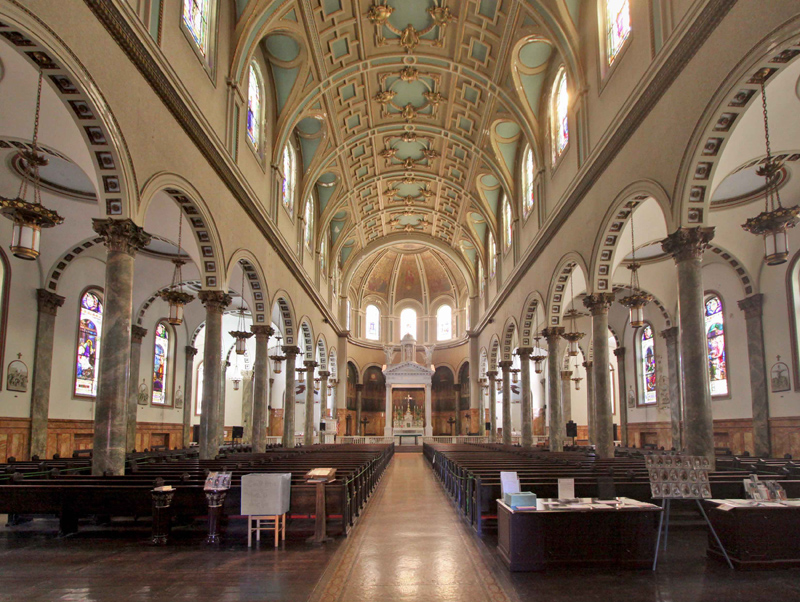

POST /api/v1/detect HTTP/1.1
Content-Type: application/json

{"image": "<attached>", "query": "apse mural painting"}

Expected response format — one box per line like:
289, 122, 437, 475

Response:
705, 295, 728, 396
75, 290, 103, 397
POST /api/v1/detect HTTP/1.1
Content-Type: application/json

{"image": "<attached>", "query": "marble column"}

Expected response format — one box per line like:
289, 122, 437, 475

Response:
304, 360, 318, 446
453, 383, 462, 435
198, 290, 231, 459
218, 360, 229, 444
469, 334, 481, 435
319, 371, 330, 418
542, 328, 564, 452
336, 335, 348, 428
384, 384, 392, 437
487, 371, 498, 442
91, 219, 150, 475
250, 325, 272, 452
478, 384, 486, 437
355, 383, 364, 435
613, 348, 628, 447
738, 294, 771, 457
660, 328, 683, 450
662, 227, 716, 467
583, 294, 615, 459
182, 346, 197, 448
517, 348, 533, 448
126, 325, 147, 453
30, 289, 65, 459
281, 346, 300, 448
268, 377, 275, 435
560, 368, 573, 424
424, 384, 433, 436
499, 361, 513, 445
240, 370, 254, 444
583, 360, 595, 445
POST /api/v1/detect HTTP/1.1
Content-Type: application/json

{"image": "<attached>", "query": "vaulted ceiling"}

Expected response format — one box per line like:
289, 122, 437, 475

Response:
243, 0, 581, 297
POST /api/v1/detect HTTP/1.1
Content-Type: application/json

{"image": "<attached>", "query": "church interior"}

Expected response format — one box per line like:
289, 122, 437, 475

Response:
1, 0, 800, 600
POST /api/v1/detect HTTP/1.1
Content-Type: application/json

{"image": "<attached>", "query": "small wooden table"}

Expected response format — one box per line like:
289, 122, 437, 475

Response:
396, 434, 421, 445
497, 498, 661, 571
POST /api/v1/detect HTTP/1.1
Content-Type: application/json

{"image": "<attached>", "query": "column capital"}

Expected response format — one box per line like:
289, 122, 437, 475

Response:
92, 218, 151, 255
541, 326, 564, 343
582, 360, 593, 369
583, 293, 616, 315
250, 324, 274, 337
36, 289, 65, 316
130, 325, 148, 344
613, 346, 626, 359
661, 227, 715, 263
498, 360, 513, 369
304, 360, 318, 369
269, 377, 275, 385
318, 370, 330, 378
185, 345, 198, 357
560, 370, 573, 381
737, 293, 764, 319
659, 327, 680, 342
198, 290, 232, 313
281, 345, 301, 356
486, 370, 498, 380
515, 347, 533, 358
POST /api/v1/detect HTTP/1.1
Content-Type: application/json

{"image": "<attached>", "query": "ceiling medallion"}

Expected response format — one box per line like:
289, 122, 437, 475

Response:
366, 1, 456, 53
375, 68, 445, 122
380, 133, 439, 169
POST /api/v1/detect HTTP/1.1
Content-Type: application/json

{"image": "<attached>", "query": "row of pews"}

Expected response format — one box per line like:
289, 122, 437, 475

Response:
0, 444, 393, 543
424, 443, 800, 534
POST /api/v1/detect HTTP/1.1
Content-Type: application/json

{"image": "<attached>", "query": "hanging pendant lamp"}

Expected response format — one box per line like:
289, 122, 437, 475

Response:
618, 211, 653, 328
158, 206, 194, 325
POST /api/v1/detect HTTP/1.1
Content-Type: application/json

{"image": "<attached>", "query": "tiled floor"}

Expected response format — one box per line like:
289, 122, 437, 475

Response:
2, 453, 800, 601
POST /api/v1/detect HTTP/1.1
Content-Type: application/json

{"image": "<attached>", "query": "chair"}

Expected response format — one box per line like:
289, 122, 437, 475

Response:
241, 473, 291, 547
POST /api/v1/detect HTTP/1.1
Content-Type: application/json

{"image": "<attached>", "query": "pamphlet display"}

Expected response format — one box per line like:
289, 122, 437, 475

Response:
204, 471, 232, 491
646, 453, 711, 499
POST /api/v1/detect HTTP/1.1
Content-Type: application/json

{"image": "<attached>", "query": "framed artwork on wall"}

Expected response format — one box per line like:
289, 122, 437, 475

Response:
6, 358, 27, 392
770, 357, 791, 393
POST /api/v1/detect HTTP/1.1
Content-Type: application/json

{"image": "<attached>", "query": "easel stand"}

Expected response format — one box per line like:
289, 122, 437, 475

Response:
652, 498, 733, 570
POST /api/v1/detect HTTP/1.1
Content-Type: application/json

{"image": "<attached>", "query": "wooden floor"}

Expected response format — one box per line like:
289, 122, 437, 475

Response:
2, 453, 800, 601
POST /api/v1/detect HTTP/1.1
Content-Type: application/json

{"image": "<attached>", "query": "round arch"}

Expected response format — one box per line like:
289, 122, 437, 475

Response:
226, 249, 270, 325
546, 252, 590, 326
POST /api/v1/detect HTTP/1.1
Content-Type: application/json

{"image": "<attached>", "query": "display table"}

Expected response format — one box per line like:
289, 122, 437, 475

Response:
705, 499, 800, 570
497, 498, 661, 572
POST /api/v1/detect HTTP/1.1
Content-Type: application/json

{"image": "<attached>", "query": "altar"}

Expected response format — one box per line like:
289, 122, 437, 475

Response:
382, 335, 434, 441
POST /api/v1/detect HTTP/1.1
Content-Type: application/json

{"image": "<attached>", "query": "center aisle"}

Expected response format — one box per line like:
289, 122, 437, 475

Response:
308, 452, 516, 602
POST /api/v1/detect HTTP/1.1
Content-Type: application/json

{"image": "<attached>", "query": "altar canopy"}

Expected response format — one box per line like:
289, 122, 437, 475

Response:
382, 336, 434, 438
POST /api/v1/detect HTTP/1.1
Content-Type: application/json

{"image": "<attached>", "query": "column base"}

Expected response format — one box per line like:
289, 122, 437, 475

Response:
384, 426, 393, 437
424, 427, 433, 437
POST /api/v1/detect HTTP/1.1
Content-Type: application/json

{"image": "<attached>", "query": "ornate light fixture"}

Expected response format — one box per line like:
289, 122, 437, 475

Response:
509, 367, 520, 384
742, 76, 800, 265
0, 71, 64, 260
531, 311, 547, 374
314, 378, 321, 394
158, 205, 193, 325
618, 211, 652, 328
571, 356, 583, 391
228, 270, 253, 355
562, 272, 584, 356
269, 335, 285, 374
230, 359, 242, 391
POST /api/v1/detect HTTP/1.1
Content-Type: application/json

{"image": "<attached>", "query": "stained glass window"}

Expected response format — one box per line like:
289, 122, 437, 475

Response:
75, 290, 103, 397
522, 146, 536, 218
640, 323, 657, 404
478, 259, 485, 298
195, 361, 204, 415
152, 322, 170, 405
488, 234, 497, 279
552, 69, 569, 161
247, 63, 262, 151
400, 308, 417, 340
282, 144, 296, 215
437, 305, 452, 341
705, 295, 728, 396
503, 198, 513, 251
366, 304, 380, 340
346, 299, 351, 330
320, 232, 328, 275
606, 0, 631, 66
304, 197, 314, 250
183, 0, 210, 57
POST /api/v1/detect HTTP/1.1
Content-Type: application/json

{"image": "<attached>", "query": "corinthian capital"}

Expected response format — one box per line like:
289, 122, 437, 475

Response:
92, 218, 151, 255
36, 289, 65, 316
198, 290, 232, 314
661, 227, 715, 263
583, 293, 615, 315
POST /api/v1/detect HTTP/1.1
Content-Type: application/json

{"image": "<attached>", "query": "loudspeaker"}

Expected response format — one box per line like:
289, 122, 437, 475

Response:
232, 426, 244, 439
192, 424, 200, 443
613, 423, 619, 441
319, 422, 326, 431
565, 420, 578, 438
485, 422, 491, 432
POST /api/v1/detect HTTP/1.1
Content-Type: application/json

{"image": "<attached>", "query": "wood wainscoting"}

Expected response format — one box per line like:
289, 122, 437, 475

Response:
0, 418, 185, 462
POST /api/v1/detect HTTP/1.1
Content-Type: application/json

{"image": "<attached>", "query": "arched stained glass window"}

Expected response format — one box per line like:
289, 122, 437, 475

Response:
195, 361, 204, 416
521, 146, 536, 218
488, 234, 497, 280
282, 144, 297, 215
366, 304, 380, 340
75, 290, 103, 397
400, 308, 417, 340
183, 0, 210, 56
152, 322, 170, 405
640, 323, 657, 404
606, 0, 631, 66
247, 62, 262, 151
320, 232, 328, 275
705, 295, 729, 396
304, 197, 315, 250
552, 68, 569, 162
478, 259, 485, 298
503, 198, 513, 251
437, 305, 452, 341
346, 299, 351, 331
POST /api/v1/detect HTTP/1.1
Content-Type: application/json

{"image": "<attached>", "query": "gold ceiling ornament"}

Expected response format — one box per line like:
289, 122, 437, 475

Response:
618, 211, 653, 328
376, 67, 444, 121
742, 77, 800, 266
400, 131, 418, 143
157, 204, 194, 326
0, 70, 64, 261
399, 66, 419, 82
384, 177, 435, 205
373, 90, 396, 105
401, 104, 418, 122
366, 1, 455, 53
